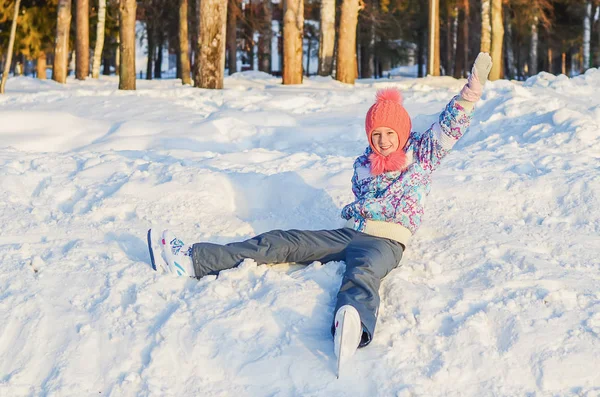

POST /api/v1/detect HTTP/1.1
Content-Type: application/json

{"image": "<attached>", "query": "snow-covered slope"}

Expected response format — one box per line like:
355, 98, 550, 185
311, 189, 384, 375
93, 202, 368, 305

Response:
1, 69, 599, 396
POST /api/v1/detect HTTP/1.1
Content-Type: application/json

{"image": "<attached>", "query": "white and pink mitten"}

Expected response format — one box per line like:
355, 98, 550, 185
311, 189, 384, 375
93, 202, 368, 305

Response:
459, 52, 493, 106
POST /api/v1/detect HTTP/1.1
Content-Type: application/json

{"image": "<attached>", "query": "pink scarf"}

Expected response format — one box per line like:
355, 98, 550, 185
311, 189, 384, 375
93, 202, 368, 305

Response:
368, 148, 408, 176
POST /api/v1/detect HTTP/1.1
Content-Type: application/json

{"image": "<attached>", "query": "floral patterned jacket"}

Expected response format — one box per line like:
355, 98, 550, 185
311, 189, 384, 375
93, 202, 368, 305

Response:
341, 96, 473, 246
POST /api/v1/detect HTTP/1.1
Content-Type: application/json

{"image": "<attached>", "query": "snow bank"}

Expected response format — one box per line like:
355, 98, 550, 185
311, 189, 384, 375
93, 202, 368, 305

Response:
1, 70, 599, 396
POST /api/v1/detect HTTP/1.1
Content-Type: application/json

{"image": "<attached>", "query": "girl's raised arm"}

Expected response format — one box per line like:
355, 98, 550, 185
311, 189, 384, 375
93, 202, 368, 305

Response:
412, 53, 493, 171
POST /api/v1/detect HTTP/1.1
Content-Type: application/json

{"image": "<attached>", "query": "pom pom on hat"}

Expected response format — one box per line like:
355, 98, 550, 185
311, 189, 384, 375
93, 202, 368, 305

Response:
375, 88, 403, 105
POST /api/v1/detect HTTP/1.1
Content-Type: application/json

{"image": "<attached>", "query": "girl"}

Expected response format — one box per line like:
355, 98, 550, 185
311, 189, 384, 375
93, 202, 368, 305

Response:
147, 53, 493, 375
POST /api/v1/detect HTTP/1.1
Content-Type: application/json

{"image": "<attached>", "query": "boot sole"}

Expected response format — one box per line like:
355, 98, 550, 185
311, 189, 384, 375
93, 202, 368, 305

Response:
147, 229, 158, 271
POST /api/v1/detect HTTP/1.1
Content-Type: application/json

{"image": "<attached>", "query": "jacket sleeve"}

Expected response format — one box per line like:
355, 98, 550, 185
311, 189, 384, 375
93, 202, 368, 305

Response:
412, 95, 474, 172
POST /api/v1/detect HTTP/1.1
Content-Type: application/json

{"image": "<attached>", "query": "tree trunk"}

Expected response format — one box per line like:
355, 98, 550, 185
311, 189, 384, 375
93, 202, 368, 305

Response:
197, 0, 228, 88
449, 6, 458, 76
359, 14, 374, 78
92, 0, 106, 78
583, 0, 592, 71
336, 0, 359, 84
243, 0, 254, 69
53, 0, 72, 84
489, 0, 503, 80
596, 8, 600, 67
427, 0, 440, 76
367, 18, 375, 78
190, 0, 198, 75
226, 0, 238, 74
282, 0, 303, 84
69, 50, 76, 75
193, 0, 201, 83
305, 37, 312, 76
37, 53, 48, 79
529, 15, 538, 76
179, 0, 192, 84
462, 0, 469, 75
103, 56, 111, 75
0, 0, 21, 94
480, 0, 491, 53
115, 22, 120, 76
76, 0, 89, 80
418, 26, 425, 77
119, 0, 136, 90
155, 38, 163, 79
318, 0, 335, 76
504, 9, 514, 80
146, 24, 154, 79
258, 0, 272, 73
454, 0, 469, 78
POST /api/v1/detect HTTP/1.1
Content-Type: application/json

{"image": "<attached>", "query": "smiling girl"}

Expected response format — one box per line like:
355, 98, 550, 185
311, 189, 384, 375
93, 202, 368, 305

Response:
147, 53, 493, 376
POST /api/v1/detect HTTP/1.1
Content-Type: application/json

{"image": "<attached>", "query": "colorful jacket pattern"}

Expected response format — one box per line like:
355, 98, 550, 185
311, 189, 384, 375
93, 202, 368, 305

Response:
341, 96, 474, 241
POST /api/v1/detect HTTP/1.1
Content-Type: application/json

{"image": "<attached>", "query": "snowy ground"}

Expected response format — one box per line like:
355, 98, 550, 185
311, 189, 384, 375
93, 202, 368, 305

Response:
1, 69, 600, 396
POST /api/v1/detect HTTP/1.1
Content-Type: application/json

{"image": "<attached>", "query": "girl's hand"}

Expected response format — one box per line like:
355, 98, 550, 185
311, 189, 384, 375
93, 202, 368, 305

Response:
460, 52, 493, 102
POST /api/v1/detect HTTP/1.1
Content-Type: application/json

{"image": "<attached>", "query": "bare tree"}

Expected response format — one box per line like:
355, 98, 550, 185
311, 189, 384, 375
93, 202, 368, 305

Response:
36, 53, 48, 80
92, 0, 106, 78
481, 0, 491, 52
257, 0, 272, 73
282, 0, 303, 84
76, 0, 89, 79
179, 0, 192, 84
53, 0, 72, 84
119, 0, 137, 90
583, 0, 592, 71
226, 0, 238, 75
530, 14, 538, 75
197, 0, 228, 88
0, 0, 22, 94
428, 0, 440, 76
489, 0, 503, 80
504, 10, 515, 79
318, 0, 335, 76
337, 0, 360, 83
595, 5, 600, 67
454, 0, 469, 78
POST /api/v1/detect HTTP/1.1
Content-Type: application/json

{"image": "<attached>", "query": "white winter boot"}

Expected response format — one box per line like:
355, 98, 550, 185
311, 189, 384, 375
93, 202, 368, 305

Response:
333, 305, 363, 378
161, 230, 196, 277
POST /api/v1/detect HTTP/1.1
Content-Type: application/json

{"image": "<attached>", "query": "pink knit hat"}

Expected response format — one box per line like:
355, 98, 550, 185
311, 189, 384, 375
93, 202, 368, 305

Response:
365, 88, 412, 152
365, 88, 412, 175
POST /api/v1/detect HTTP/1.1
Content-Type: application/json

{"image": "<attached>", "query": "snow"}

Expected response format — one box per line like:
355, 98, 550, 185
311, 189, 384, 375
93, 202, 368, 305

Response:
1, 68, 600, 396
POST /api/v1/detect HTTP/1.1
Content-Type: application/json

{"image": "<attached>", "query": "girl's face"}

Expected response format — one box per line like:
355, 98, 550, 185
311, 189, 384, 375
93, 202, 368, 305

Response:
371, 127, 399, 156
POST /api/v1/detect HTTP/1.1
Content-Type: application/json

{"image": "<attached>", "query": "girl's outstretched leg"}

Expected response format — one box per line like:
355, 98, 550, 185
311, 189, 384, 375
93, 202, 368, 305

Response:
334, 233, 404, 347
191, 228, 357, 279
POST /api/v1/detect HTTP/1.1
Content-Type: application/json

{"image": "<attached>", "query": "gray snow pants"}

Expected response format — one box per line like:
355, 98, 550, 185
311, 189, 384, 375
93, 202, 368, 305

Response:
191, 228, 404, 347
